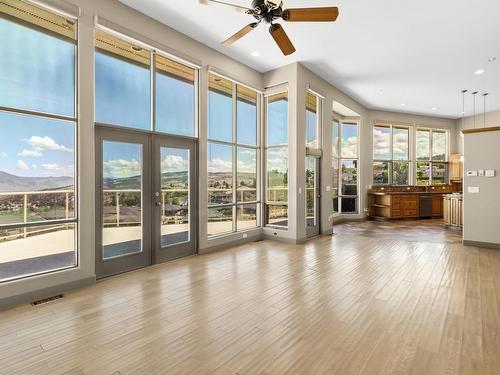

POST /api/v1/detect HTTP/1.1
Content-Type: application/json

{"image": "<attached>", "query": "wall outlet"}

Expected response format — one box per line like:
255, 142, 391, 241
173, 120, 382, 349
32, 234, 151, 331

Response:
298, 187, 302, 194
468, 186, 480, 194
242, 233, 248, 239
326, 186, 331, 191
486, 170, 496, 177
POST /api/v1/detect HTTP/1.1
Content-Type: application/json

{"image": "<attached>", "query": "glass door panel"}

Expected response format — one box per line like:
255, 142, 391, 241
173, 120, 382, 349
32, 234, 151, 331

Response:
160, 147, 190, 247
153, 136, 196, 262
305, 156, 316, 227
102, 141, 143, 259
95, 128, 151, 278
306, 156, 320, 237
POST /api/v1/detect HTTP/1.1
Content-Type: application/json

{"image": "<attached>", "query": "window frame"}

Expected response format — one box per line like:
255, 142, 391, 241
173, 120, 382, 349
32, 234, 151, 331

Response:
372, 124, 411, 186
264, 91, 289, 229
332, 119, 360, 215
0, 2, 79, 283
207, 72, 261, 238
94, 30, 200, 139
305, 91, 321, 149
415, 127, 449, 185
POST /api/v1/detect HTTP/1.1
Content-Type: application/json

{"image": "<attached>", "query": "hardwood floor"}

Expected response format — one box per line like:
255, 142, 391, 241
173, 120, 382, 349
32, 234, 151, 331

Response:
1, 221, 499, 374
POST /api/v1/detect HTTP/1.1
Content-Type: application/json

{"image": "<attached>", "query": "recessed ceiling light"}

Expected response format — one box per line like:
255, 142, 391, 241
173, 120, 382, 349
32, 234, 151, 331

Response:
401, 103, 406, 107
251, 51, 260, 57
432, 107, 437, 110
474, 69, 485, 75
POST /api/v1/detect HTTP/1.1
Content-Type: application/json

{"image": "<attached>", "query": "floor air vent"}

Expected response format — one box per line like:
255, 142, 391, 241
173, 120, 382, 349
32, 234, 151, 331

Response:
31, 294, 64, 306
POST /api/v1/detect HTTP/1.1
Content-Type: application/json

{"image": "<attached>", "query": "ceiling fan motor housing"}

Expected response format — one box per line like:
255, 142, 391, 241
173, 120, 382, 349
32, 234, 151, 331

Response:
252, 0, 283, 23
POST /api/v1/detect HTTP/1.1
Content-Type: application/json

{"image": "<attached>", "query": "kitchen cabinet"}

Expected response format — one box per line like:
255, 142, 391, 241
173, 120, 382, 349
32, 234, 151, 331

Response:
432, 194, 444, 217
449, 153, 463, 181
368, 185, 457, 220
444, 194, 463, 228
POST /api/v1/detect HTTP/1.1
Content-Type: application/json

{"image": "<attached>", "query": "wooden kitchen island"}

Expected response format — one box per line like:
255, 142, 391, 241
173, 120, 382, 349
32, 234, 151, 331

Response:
368, 185, 458, 220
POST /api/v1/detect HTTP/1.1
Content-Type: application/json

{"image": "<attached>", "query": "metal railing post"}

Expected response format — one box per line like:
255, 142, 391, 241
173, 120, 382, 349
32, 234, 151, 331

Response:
116, 192, 120, 227
23, 193, 28, 238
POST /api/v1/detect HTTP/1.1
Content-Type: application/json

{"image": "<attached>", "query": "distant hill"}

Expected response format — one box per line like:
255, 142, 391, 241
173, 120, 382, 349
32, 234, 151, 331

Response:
103, 171, 190, 190
0, 171, 74, 192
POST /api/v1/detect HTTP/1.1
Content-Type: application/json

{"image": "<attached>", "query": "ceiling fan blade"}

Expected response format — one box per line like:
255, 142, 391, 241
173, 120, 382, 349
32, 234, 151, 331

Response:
282, 7, 339, 22
269, 24, 296, 56
222, 23, 258, 47
198, 0, 252, 13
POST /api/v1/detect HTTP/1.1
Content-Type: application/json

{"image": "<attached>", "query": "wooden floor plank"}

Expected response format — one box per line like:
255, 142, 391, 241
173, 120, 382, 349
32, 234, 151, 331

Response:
1, 220, 499, 375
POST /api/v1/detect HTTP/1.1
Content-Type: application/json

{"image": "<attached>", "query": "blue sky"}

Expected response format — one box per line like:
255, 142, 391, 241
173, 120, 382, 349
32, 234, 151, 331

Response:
209, 91, 232, 142
0, 19, 75, 117
306, 110, 317, 146
267, 99, 288, 146
0, 112, 75, 179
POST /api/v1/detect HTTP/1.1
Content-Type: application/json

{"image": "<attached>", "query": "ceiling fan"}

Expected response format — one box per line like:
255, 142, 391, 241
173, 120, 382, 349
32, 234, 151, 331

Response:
199, 0, 339, 56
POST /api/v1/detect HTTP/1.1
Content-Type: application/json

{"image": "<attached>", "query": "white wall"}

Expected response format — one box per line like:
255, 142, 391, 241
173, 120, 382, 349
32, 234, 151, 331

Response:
463, 130, 500, 246
456, 109, 500, 154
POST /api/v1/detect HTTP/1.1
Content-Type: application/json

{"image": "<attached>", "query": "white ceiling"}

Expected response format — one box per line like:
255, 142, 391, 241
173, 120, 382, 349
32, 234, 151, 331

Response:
119, 0, 500, 119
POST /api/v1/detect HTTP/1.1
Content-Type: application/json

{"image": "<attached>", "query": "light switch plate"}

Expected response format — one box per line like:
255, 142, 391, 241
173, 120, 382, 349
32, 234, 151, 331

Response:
467, 170, 478, 177
468, 186, 480, 193
486, 170, 496, 177
478, 169, 485, 177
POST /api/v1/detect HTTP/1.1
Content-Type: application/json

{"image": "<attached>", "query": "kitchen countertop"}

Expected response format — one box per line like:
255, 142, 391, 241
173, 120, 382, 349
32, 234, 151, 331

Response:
368, 190, 456, 196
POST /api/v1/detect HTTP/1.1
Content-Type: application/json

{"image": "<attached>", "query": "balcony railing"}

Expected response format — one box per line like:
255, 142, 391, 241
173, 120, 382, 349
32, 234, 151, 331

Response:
0, 186, 290, 241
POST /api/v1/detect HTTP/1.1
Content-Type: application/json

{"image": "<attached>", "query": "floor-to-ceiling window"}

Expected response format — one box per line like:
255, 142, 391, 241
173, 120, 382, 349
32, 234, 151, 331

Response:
339, 122, 359, 214
0, 0, 78, 282
372, 124, 410, 185
305, 91, 321, 231
416, 128, 448, 185
265, 92, 288, 228
94, 30, 198, 270
207, 73, 260, 237
332, 120, 340, 213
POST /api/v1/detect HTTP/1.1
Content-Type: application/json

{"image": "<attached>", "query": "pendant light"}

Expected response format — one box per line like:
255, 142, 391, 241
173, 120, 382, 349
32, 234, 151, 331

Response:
461, 89, 467, 130
472, 91, 478, 128
483, 93, 488, 128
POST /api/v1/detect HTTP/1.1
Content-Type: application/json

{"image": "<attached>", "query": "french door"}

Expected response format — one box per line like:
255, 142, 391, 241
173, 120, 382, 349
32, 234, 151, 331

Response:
305, 155, 321, 238
95, 127, 196, 278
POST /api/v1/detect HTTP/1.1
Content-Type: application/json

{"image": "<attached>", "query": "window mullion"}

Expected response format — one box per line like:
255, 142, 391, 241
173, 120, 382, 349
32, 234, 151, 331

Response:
232, 82, 237, 233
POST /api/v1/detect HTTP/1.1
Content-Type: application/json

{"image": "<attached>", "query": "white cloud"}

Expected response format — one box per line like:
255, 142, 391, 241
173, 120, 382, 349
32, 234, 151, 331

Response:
341, 136, 358, 158
27, 136, 72, 153
266, 148, 288, 172
16, 160, 29, 170
373, 128, 390, 159
31, 164, 38, 169
208, 158, 232, 173
161, 155, 188, 172
237, 159, 256, 174
104, 159, 141, 178
0, 152, 7, 157
18, 149, 43, 158
41, 163, 60, 170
